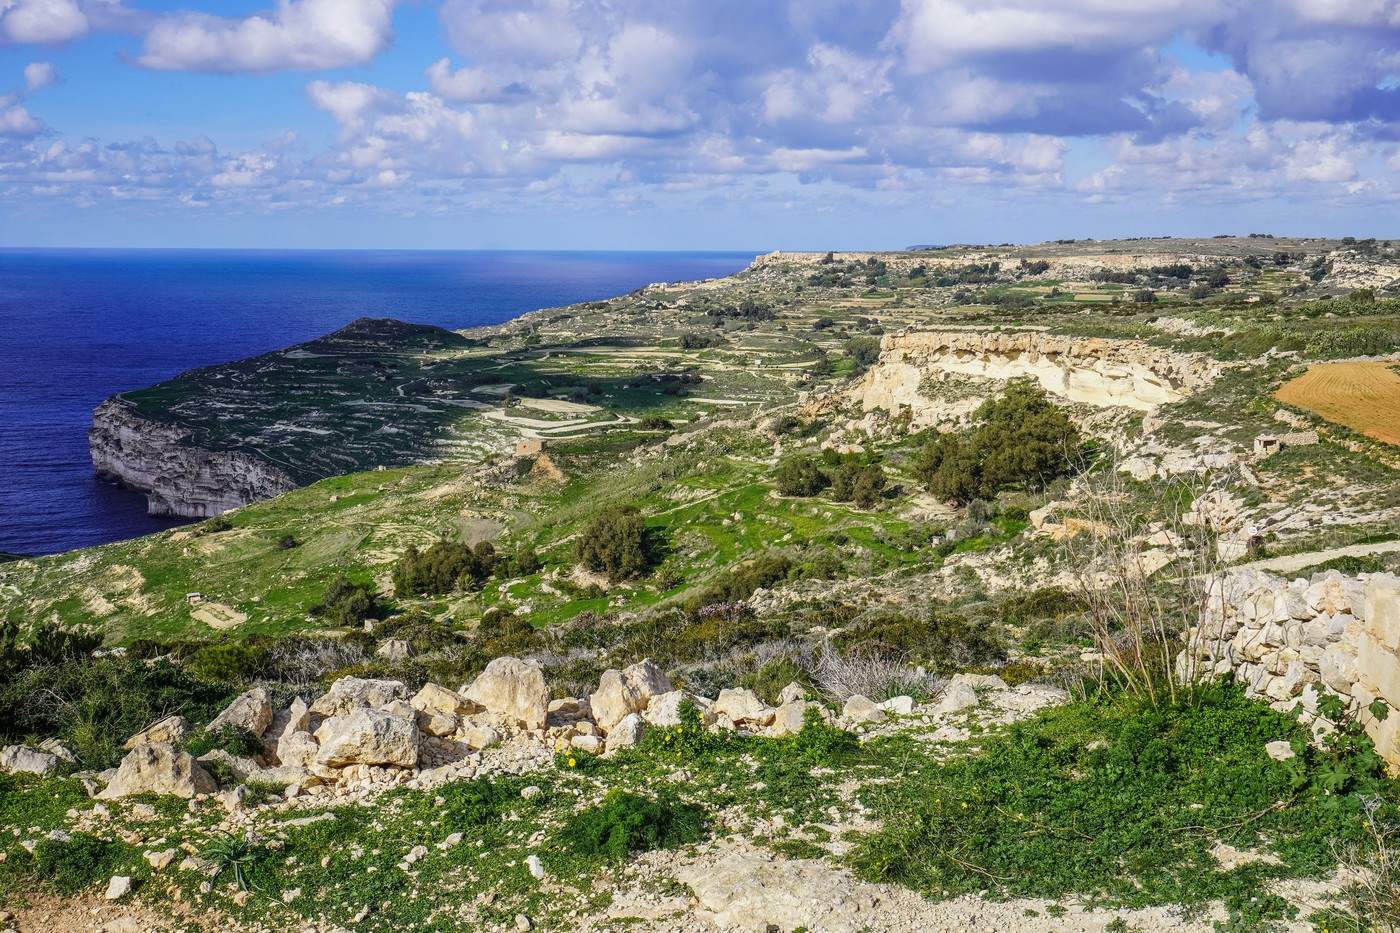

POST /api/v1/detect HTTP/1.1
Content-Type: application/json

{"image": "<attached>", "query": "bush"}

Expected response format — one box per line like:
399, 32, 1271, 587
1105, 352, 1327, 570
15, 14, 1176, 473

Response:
679, 332, 725, 350
185, 640, 268, 684
852, 684, 1387, 926
844, 335, 882, 369
184, 723, 263, 759
836, 609, 1006, 672
576, 506, 656, 581
774, 454, 829, 496
829, 459, 886, 507
0, 656, 231, 768
31, 833, 134, 894
553, 788, 705, 867
912, 381, 1081, 504
393, 540, 496, 597
316, 574, 381, 626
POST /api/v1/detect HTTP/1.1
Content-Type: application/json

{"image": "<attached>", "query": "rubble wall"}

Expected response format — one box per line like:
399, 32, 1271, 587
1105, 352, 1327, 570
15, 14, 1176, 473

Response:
1184, 568, 1400, 768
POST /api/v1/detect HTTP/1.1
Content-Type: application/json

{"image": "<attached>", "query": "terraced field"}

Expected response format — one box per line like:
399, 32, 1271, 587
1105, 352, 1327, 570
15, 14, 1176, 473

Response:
1275, 359, 1400, 445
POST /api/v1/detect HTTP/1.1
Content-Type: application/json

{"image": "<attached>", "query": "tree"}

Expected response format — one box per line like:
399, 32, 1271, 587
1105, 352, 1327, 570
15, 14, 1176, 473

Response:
576, 506, 654, 581
774, 455, 829, 497
913, 381, 1082, 504
843, 335, 881, 368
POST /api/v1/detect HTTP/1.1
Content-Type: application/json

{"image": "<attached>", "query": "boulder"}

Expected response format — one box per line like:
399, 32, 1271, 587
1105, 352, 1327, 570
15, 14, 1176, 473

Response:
641, 690, 715, 728
124, 715, 190, 751
38, 738, 77, 764
276, 730, 320, 770
0, 745, 62, 777
269, 697, 311, 746
777, 682, 806, 705
460, 723, 501, 750
311, 677, 408, 718
841, 695, 885, 725
206, 687, 274, 739
878, 695, 915, 716
770, 701, 821, 737
605, 713, 646, 754
314, 709, 419, 768
99, 743, 217, 799
412, 682, 475, 718
935, 680, 979, 715
1265, 740, 1296, 762
105, 875, 133, 900
463, 657, 550, 730
376, 639, 413, 662
713, 688, 774, 726
589, 659, 672, 733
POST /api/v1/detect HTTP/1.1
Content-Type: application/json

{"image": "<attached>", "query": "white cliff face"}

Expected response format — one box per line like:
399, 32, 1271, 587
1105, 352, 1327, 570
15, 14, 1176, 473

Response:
89, 398, 297, 518
853, 330, 1219, 426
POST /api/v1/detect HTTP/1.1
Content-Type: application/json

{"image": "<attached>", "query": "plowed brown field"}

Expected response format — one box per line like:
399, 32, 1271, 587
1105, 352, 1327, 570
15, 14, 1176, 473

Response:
1275, 360, 1400, 446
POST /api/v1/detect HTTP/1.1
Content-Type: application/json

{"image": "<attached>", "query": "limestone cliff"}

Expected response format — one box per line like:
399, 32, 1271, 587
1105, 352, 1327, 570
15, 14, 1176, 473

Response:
89, 398, 297, 518
852, 329, 1219, 426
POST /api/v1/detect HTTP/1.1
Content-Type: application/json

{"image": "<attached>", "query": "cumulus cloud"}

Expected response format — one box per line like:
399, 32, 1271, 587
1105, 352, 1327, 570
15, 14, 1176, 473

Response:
0, 0, 88, 43
138, 0, 399, 73
23, 60, 55, 89
7, 0, 1400, 223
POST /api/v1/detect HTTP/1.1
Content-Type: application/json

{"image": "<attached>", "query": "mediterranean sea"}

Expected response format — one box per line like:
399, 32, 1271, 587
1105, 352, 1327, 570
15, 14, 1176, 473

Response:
0, 249, 754, 556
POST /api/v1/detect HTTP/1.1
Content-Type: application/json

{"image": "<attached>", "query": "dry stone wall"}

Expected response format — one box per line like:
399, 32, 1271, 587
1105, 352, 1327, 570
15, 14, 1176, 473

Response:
1183, 568, 1400, 768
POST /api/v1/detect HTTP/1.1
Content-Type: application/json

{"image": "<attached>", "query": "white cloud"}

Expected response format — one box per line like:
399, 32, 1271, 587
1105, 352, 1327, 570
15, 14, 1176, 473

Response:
0, 0, 88, 43
23, 60, 55, 89
0, 96, 41, 135
138, 0, 399, 73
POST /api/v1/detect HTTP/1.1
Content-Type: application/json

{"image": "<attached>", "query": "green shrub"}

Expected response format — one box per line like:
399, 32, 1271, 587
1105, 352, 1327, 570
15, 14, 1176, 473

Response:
31, 833, 135, 894
830, 459, 886, 507
576, 506, 656, 581
852, 683, 1390, 925
184, 724, 262, 759
774, 454, 829, 496
0, 657, 230, 769
185, 640, 268, 684
316, 574, 381, 626
553, 788, 705, 867
836, 610, 1005, 671
393, 540, 496, 597
843, 335, 882, 368
739, 656, 810, 704
913, 381, 1081, 504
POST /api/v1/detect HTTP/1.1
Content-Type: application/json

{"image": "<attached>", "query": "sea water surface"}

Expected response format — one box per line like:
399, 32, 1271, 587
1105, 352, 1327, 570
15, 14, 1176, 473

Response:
0, 249, 755, 556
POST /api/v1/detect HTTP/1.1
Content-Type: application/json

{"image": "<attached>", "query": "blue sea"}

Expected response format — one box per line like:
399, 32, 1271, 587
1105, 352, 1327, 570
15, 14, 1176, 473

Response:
0, 249, 755, 556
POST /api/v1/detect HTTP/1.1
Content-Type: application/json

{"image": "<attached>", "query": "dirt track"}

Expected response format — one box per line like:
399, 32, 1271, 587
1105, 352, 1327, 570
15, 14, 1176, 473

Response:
1275, 360, 1400, 445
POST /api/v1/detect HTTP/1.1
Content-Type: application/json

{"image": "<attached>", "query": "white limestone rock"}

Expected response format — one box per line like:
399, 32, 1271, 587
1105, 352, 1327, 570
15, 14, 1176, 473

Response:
314, 709, 419, 768
463, 657, 550, 730
589, 659, 672, 733
311, 677, 409, 718
98, 742, 216, 799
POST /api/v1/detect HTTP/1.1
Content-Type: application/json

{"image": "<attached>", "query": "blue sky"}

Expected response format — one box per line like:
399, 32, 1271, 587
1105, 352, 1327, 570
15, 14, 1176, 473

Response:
2, 0, 1400, 249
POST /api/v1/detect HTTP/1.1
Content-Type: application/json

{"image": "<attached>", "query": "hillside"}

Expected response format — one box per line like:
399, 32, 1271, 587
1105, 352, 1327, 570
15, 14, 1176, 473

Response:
2, 236, 1400, 932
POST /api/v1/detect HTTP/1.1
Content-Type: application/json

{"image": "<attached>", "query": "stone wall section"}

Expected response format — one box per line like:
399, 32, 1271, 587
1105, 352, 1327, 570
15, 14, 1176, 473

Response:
1184, 568, 1400, 769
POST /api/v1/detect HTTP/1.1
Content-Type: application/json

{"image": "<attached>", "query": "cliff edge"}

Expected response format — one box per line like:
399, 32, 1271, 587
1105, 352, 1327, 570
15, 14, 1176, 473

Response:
89, 398, 297, 518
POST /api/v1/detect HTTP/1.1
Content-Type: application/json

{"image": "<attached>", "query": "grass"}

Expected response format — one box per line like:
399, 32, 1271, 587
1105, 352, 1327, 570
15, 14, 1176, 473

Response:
851, 682, 1396, 928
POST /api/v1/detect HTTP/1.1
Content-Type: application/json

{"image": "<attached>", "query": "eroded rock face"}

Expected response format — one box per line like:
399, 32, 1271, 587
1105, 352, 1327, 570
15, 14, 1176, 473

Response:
852, 330, 1220, 425
89, 398, 297, 518
99, 742, 216, 799
464, 657, 550, 729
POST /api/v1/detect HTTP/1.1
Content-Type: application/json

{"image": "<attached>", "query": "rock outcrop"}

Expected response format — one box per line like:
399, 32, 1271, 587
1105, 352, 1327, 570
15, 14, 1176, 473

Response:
852, 330, 1220, 426
89, 397, 297, 518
